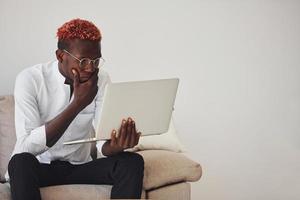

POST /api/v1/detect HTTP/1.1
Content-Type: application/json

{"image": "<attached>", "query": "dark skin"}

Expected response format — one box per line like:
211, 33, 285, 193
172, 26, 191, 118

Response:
45, 39, 141, 156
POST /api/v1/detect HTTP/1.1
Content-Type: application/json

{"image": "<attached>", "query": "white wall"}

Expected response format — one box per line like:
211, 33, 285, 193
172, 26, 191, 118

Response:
1, 0, 300, 199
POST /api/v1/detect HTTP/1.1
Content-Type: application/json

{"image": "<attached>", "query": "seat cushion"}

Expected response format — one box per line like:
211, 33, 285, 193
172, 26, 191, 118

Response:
137, 150, 202, 190
0, 96, 16, 182
40, 184, 112, 200
0, 183, 146, 200
40, 184, 146, 200
0, 183, 11, 200
147, 182, 191, 200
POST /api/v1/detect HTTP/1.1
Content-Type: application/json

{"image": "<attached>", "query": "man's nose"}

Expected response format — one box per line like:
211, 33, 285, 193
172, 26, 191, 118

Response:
83, 62, 95, 72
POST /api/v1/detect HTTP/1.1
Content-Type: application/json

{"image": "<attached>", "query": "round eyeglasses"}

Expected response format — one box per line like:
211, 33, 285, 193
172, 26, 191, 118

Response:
63, 49, 105, 70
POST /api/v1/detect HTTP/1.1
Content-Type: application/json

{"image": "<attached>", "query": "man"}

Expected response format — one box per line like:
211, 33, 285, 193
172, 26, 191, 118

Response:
7, 18, 144, 200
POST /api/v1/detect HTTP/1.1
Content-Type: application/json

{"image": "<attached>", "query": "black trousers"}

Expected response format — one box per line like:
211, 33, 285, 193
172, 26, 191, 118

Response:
8, 151, 144, 200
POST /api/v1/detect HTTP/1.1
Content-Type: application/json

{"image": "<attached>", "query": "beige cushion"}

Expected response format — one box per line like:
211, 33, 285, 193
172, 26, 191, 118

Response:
147, 182, 191, 200
40, 184, 146, 200
0, 182, 190, 200
0, 183, 147, 200
137, 150, 202, 190
127, 118, 187, 153
41, 185, 111, 200
0, 96, 16, 182
0, 183, 11, 200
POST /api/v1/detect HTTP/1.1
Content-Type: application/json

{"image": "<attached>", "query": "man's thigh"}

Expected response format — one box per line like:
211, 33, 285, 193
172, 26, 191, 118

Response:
38, 159, 113, 187
40, 152, 139, 186
63, 154, 121, 185
39, 161, 74, 187
63, 152, 141, 185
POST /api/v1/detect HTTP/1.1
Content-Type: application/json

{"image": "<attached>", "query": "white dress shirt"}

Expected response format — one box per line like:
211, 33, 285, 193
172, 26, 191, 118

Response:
9, 60, 110, 168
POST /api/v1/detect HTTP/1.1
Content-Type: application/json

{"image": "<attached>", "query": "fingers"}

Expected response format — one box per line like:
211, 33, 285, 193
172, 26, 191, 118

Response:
135, 132, 141, 146
124, 118, 133, 148
83, 68, 99, 97
92, 84, 99, 96
115, 118, 141, 149
72, 68, 80, 87
83, 69, 99, 96
89, 68, 99, 84
129, 121, 137, 147
110, 130, 117, 146
118, 119, 127, 146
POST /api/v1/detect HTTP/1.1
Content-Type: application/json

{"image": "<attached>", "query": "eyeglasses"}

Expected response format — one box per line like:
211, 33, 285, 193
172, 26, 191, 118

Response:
63, 49, 105, 70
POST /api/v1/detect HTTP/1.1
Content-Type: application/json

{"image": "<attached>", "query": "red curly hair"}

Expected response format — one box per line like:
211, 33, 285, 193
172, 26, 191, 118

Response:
57, 18, 101, 43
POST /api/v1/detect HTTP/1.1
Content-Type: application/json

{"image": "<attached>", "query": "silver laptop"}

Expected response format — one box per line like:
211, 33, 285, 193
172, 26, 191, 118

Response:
63, 78, 179, 145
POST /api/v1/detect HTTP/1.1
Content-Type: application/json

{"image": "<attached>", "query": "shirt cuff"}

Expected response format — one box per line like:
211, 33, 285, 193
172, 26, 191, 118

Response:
96, 140, 107, 158
29, 125, 49, 154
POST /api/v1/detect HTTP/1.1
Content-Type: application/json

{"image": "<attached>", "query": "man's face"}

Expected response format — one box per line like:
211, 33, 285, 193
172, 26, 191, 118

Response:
56, 39, 101, 83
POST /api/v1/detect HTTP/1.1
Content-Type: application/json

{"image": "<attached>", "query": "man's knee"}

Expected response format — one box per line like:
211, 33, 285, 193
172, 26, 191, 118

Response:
119, 152, 144, 172
8, 152, 38, 174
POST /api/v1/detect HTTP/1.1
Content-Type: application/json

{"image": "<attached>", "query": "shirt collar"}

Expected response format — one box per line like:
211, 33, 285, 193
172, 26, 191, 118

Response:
53, 60, 72, 86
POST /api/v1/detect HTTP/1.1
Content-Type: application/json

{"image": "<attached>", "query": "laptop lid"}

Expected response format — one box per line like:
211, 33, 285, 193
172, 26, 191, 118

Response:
95, 78, 179, 140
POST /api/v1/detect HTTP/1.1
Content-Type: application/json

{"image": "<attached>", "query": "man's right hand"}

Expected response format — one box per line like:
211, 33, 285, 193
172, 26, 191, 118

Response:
45, 68, 99, 147
72, 68, 99, 111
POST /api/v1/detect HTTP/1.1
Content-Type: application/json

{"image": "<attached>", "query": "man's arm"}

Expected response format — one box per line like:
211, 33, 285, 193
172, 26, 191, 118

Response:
44, 101, 81, 147
45, 68, 98, 147
14, 66, 99, 156
14, 70, 50, 155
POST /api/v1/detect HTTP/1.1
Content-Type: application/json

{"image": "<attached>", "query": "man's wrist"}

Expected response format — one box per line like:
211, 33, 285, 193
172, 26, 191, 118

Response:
68, 100, 83, 115
102, 141, 124, 156
69, 99, 84, 113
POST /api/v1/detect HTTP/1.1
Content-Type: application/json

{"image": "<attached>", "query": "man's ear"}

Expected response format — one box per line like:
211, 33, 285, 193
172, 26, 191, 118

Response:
56, 49, 64, 63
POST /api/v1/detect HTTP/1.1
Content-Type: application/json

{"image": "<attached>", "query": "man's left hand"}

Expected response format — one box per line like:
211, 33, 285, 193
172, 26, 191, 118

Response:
102, 117, 141, 156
